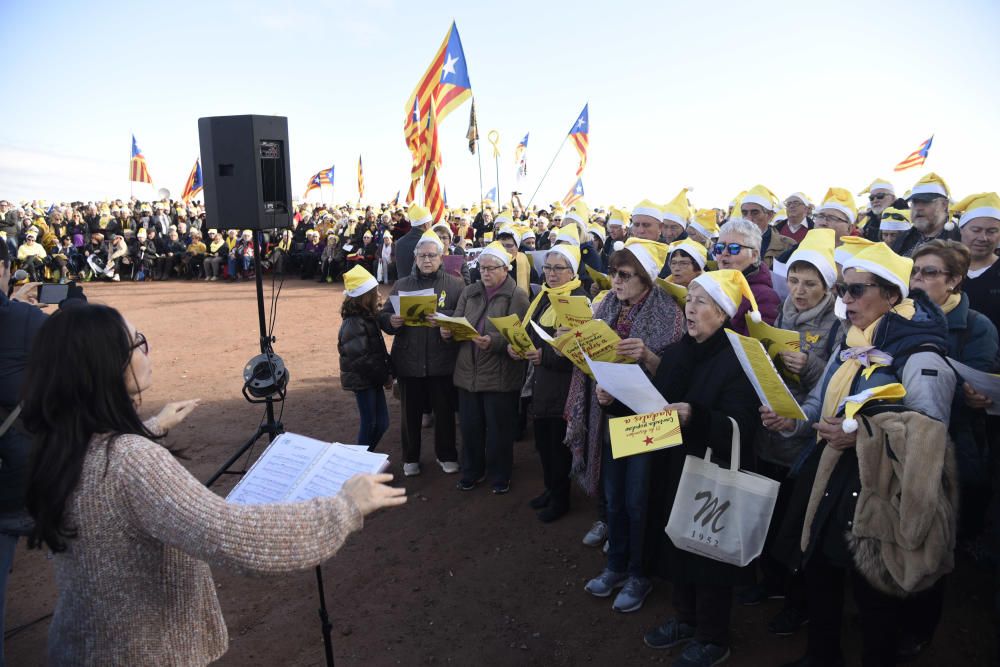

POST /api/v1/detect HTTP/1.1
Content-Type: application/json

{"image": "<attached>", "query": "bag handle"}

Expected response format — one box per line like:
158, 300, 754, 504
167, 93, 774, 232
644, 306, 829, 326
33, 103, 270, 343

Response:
701, 416, 741, 472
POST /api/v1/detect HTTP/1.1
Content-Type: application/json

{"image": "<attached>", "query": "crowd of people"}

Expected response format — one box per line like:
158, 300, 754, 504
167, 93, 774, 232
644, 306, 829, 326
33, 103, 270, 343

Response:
3, 171, 1000, 666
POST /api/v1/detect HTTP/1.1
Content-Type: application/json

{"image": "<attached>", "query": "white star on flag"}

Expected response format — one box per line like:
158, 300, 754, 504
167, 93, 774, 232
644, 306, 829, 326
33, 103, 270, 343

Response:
442, 53, 459, 77
576, 118, 586, 129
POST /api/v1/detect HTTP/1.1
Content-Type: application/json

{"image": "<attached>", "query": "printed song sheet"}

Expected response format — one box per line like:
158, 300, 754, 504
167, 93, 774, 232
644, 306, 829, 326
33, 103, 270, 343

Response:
948, 357, 1000, 416
725, 329, 807, 420
586, 355, 668, 415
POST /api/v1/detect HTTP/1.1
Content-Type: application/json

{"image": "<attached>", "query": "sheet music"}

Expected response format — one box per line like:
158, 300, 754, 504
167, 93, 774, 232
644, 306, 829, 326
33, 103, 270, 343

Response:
289, 444, 390, 502
389, 288, 435, 314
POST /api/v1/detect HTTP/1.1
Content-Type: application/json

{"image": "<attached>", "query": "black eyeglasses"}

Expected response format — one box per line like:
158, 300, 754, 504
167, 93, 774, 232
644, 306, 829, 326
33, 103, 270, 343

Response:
130, 332, 149, 355
869, 193, 892, 202
833, 282, 879, 299
881, 212, 909, 222
911, 266, 950, 279
609, 269, 637, 282
712, 242, 752, 256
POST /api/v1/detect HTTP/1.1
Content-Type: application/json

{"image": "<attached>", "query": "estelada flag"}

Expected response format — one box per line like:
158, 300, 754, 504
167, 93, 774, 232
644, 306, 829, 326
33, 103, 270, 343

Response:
130, 134, 154, 184
181, 159, 203, 203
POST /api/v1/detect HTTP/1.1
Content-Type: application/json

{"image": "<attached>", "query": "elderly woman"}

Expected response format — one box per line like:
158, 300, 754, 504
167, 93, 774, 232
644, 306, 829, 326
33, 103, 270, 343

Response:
202, 229, 228, 281
638, 270, 762, 666
712, 218, 779, 334
376, 231, 395, 284
568, 238, 684, 613
517, 242, 588, 522
379, 230, 467, 477
443, 242, 529, 494
762, 243, 956, 666
911, 240, 999, 539
15, 228, 47, 282
665, 239, 707, 287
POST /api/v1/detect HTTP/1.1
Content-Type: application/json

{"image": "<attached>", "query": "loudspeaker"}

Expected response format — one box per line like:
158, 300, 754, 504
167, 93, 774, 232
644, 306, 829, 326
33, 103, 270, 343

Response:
198, 115, 293, 230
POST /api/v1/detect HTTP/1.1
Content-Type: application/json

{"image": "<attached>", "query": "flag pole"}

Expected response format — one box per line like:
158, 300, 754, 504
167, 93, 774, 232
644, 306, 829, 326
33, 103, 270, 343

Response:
129, 132, 133, 201
473, 97, 485, 218
525, 134, 569, 209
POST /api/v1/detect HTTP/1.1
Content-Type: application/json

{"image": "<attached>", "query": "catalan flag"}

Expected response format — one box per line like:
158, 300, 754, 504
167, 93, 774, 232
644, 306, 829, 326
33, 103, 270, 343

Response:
180, 159, 203, 203
357, 155, 365, 201
423, 98, 445, 222
514, 133, 529, 168
406, 100, 423, 204
484, 186, 497, 205
568, 104, 589, 177
403, 22, 473, 143
392, 190, 400, 207
893, 135, 934, 172
304, 165, 334, 196
130, 134, 154, 184
562, 178, 585, 207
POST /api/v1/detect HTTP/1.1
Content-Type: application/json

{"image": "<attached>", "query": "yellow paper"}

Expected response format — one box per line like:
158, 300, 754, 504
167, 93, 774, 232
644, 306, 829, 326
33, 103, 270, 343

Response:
550, 295, 593, 328
745, 315, 801, 357
489, 314, 537, 355
399, 295, 437, 327
433, 314, 480, 341
655, 277, 688, 306
725, 329, 807, 420
585, 264, 612, 290
534, 318, 631, 378
609, 410, 684, 459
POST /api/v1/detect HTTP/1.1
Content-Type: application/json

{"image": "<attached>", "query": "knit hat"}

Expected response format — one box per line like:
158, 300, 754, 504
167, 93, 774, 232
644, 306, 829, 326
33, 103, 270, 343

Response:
741, 184, 781, 212
690, 269, 762, 321
818, 187, 858, 224
879, 207, 912, 232
689, 209, 720, 239
786, 228, 836, 288
857, 179, 896, 197
623, 238, 669, 282
839, 383, 907, 433
547, 243, 581, 273
631, 199, 663, 222
416, 228, 444, 253
555, 222, 581, 246
834, 235, 876, 265
407, 202, 433, 226
479, 241, 512, 268
841, 242, 913, 298
343, 265, 378, 297
668, 238, 708, 270
953, 192, 1000, 228
661, 188, 692, 228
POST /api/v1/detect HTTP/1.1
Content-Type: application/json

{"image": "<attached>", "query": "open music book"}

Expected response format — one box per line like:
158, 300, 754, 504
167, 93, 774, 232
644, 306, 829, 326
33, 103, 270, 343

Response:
227, 432, 390, 505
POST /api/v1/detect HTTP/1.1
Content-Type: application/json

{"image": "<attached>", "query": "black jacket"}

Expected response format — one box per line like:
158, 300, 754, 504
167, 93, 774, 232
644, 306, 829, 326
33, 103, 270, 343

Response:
393, 226, 424, 280
338, 315, 391, 391
526, 285, 589, 418
891, 224, 961, 258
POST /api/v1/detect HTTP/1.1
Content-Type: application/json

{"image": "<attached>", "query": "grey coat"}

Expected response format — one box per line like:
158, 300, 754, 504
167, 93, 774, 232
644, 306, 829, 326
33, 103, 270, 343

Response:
452, 276, 530, 393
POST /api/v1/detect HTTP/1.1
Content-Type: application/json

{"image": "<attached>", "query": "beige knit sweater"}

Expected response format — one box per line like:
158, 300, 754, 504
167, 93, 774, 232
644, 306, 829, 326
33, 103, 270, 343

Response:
49, 420, 364, 666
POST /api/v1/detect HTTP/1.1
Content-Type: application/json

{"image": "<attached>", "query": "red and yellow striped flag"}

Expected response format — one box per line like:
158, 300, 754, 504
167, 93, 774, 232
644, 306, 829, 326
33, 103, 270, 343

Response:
357, 155, 365, 201
423, 99, 445, 222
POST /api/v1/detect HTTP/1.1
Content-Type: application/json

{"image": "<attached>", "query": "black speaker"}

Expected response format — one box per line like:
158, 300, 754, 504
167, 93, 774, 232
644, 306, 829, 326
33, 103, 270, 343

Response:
198, 115, 293, 230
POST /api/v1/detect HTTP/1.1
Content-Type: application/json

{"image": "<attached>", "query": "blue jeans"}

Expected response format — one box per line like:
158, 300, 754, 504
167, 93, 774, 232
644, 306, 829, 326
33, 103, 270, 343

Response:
227, 255, 252, 277
354, 387, 389, 451
603, 431, 652, 576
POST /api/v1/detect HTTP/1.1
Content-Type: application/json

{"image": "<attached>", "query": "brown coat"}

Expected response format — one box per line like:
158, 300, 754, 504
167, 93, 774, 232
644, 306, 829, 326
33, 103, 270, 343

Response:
452, 276, 530, 393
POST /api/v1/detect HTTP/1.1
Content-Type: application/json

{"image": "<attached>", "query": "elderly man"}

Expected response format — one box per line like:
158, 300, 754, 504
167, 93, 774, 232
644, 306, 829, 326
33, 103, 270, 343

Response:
776, 193, 813, 243
857, 178, 899, 241
395, 204, 434, 279
957, 192, 1000, 331
739, 185, 797, 267
812, 187, 860, 245
892, 172, 960, 257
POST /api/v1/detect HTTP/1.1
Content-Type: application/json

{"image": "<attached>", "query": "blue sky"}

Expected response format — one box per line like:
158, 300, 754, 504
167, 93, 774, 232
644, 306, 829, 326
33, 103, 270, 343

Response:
2, 0, 998, 210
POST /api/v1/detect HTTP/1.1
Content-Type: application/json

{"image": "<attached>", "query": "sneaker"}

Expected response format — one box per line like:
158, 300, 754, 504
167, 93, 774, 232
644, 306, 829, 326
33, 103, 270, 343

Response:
457, 475, 485, 491
437, 460, 460, 474
583, 569, 628, 598
210, 276, 217, 281
768, 606, 809, 637
643, 618, 696, 649
402, 462, 421, 477
612, 576, 652, 612
421, 413, 434, 428
111, 274, 120, 282
528, 490, 550, 510
491, 481, 510, 495
672, 640, 731, 667
582, 520, 608, 547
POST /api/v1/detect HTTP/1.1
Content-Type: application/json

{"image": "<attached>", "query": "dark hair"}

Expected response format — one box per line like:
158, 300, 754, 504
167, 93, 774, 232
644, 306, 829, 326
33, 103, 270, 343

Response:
912, 239, 970, 293
787, 260, 825, 286
340, 288, 379, 318
870, 273, 904, 306
21, 304, 162, 552
609, 248, 653, 289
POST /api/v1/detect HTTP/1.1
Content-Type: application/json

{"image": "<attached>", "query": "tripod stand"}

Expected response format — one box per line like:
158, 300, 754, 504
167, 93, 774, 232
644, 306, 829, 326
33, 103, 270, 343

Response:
204, 229, 336, 667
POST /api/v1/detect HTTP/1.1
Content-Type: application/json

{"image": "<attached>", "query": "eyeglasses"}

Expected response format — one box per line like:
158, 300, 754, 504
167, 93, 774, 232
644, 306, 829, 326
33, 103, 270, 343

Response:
479, 264, 506, 273
910, 266, 950, 279
833, 282, 879, 299
609, 269, 637, 282
869, 193, 892, 202
130, 332, 149, 355
881, 212, 908, 223
669, 258, 694, 269
542, 264, 571, 273
415, 253, 440, 260
815, 212, 850, 225
712, 242, 753, 256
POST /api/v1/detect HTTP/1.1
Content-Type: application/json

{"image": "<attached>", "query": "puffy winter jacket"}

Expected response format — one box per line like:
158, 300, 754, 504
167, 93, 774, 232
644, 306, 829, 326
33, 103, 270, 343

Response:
338, 315, 391, 391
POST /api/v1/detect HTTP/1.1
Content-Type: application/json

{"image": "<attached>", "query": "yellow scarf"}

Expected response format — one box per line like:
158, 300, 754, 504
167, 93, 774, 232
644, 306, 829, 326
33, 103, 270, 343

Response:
820, 299, 916, 425
940, 293, 961, 315
523, 277, 583, 328
210, 239, 226, 253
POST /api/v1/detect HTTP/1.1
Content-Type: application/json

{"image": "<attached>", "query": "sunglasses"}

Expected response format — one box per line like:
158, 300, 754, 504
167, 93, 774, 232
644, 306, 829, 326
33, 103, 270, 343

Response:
130, 332, 149, 355
833, 282, 879, 299
609, 269, 637, 281
881, 212, 909, 222
712, 242, 752, 256
910, 266, 950, 279
869, 193, 892, 201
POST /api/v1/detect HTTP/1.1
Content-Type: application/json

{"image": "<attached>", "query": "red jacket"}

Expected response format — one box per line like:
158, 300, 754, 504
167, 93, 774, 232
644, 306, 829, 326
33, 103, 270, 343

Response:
731, 261, 780, 335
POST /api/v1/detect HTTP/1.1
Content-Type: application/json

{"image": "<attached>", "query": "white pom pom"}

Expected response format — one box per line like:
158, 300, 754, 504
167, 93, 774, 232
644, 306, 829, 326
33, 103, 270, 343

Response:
842, 418, 858, 433
750, 310, 762, 323
944, 220, 956, 231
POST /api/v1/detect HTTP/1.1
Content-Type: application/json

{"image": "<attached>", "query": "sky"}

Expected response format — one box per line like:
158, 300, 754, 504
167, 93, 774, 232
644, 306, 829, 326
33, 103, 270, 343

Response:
1, 0, 998, 212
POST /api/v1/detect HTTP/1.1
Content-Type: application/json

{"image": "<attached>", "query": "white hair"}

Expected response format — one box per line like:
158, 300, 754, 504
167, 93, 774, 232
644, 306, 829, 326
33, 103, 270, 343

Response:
718, 218, 762, 252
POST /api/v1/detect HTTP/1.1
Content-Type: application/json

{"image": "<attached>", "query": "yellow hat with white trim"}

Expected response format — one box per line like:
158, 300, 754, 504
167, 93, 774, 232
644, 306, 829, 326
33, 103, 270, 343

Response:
479, 241, 512, 268
787, 228, 836, 287
818, 187, 858, 224
668, 238, 708, 270
588, 222, 606, 243
547, 243, 581, 273
857, 179, 895, 197
839, 383, 907, 433
834, 235, 876, 265
555, 222, 581, 246
407, 203, 432, 225
631, 199, 663, 222
343, 265, 378, 297
607, 207, 629, 227
417, 228, 445, 253
689, 209, 720, 239
841, 242, 913, 298
879, 207, 912, 232
690, 269, 761, 321
741, 184, 780, 212
661, 188, 692, 228
953, 192, 1000, 228
907, 172, 950, 202
623, 238, 669, 282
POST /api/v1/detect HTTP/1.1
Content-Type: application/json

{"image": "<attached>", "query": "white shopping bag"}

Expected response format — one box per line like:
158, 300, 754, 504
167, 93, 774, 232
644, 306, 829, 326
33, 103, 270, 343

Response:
665, 417, 779, 567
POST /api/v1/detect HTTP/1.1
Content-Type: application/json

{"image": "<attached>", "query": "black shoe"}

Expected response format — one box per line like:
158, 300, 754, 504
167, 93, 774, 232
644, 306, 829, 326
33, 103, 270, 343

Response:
768, 606, 808, 636
642, 618, 695, 649
528, 490, 550, 510
457, 475, 485, 491
537, 503, 568, 523
491, 481, 510, 495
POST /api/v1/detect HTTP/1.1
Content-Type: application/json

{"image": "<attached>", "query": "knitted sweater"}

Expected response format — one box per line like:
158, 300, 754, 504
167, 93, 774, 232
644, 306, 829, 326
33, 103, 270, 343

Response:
49, 419, 364, 665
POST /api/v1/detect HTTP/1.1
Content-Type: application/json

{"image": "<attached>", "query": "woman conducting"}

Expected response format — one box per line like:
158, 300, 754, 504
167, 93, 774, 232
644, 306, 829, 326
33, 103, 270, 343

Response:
20, 304, 405, 665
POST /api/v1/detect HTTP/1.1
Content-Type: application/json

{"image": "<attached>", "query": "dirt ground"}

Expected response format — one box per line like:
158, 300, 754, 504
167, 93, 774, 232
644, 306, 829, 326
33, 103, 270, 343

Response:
4, 278, 996, 666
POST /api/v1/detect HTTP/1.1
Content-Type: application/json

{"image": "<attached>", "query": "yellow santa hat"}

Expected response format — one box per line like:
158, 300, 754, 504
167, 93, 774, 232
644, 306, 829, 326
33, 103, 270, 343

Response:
607, 207, 629, 228
785, 192, 815, 207
953, 192, 1000, 228
623, 238, 669, 282
479, 241, 512, 268
547, 242, 581, 273
555, 222, 581, 246
857, 179, 896, 197
839, 383, 907, 433
879, 207, 912, 232
668, 238, 708, 270
631, 199, 663, 222
907, 172, 951, 201
343, 264, 378, 297
661, 188, 692, 228
841, 242, 913, 298
563, 201, 590, 227
689, 209, 720, 240
494, 208, 515, 227
741, 184, 781, 212
818, 187, 858, 224
516, 224, 536, 241
497, 223, 522, 246
416, 228, 445, 253
691, 269, 761, 321
408, 202, 433, 226
587, 222, 606, 243
834, 235, 876, 265
786, 228, 837, 287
